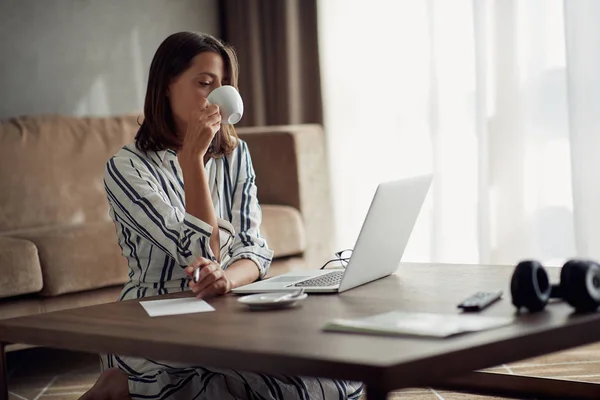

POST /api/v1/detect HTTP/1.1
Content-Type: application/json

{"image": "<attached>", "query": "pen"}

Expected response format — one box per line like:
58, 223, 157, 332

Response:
194, 267, 200, 283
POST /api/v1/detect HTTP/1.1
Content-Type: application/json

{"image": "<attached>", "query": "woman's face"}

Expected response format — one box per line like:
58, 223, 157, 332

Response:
168, 51, 226, 133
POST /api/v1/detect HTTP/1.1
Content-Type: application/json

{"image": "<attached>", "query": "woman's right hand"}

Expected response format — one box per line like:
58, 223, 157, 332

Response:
185, 256, 232, 299
180, 98, 221, 161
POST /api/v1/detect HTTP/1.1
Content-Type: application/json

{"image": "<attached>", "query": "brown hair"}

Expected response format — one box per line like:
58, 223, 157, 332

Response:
135, 31, 240, 158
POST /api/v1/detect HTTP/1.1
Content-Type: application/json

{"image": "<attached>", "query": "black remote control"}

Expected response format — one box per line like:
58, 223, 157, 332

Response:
457, 290, 503, 312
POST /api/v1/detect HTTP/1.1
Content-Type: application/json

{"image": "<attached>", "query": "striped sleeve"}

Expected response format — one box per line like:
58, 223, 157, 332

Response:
222, 141, 274, 278
104, 154, 215, 266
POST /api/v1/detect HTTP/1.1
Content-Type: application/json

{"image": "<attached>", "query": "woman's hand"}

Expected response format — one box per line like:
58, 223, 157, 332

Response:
180, 98, 221, 161
186, 256, 232, 299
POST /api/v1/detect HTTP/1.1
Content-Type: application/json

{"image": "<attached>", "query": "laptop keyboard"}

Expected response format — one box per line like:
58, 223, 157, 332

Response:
293, 271, 344, 287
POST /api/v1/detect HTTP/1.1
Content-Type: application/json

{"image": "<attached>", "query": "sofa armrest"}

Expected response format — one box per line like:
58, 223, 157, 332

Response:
236, 124, 333, 268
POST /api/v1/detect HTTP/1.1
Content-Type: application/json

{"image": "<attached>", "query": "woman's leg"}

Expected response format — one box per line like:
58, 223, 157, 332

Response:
79, 368, 130, 400
89, 353, 364, 400
214, 369, 364, 400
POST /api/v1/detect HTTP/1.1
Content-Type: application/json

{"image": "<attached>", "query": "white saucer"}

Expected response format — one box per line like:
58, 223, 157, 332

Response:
237, 292, 308, 310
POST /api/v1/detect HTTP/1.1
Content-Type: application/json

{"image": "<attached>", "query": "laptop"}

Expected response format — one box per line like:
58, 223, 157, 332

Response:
232, 174, 433, 294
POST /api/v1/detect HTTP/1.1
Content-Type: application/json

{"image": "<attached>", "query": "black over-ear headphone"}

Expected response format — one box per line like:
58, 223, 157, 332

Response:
510, 259, 600, 313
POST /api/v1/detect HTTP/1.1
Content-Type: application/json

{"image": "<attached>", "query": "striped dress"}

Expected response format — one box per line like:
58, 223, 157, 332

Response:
101, 140, 364, 399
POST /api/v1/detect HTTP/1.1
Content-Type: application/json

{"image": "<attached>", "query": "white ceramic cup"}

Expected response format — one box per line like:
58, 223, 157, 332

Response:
207, 85, 244, 125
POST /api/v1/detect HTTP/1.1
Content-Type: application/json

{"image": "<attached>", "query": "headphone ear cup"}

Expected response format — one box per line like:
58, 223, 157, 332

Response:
561, 260, 600, 312
511, 260, 551, 312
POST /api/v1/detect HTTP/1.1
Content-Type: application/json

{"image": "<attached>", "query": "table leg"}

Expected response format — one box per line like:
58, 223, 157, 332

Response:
1, 342, 7, 400
435, 371, 600, 399
366, 385, 389, 400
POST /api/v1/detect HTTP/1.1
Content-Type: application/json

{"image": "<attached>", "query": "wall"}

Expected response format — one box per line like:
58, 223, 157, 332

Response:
0, 0, 219, 119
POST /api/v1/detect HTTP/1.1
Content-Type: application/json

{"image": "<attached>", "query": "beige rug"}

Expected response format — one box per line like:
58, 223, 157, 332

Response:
6, 342, 600, 399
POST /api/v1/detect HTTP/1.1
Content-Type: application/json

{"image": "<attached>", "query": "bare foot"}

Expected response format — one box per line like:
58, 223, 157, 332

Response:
79, 368, 131, 400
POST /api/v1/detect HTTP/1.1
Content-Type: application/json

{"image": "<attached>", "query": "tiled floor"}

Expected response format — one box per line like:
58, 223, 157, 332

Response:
6, 343, 600, 399
7, 348, 100, 400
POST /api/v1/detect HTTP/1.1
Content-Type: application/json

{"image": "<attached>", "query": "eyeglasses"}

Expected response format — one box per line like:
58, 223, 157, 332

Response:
320, 249, 353, 270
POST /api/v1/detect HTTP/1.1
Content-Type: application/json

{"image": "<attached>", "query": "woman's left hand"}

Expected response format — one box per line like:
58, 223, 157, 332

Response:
186, 257, 232, 299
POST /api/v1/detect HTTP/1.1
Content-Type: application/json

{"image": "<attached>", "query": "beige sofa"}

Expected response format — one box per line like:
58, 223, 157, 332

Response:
0, 115, 334, 350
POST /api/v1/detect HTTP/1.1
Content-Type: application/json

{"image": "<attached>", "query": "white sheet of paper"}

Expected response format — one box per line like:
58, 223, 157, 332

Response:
140, 297, 215, 317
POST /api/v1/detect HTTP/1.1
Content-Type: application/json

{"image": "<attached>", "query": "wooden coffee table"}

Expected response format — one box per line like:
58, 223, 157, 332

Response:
2, 263, 600, 400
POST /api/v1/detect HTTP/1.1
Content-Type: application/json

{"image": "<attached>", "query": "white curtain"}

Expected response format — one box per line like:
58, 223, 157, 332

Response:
318, 0, 600, 267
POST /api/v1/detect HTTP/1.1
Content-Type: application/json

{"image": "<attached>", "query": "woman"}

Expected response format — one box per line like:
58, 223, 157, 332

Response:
80, 32, 363, 400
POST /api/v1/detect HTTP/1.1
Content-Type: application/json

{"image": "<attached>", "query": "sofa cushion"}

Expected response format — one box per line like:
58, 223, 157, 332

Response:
42, 285, 122, 313
0, 237, 43, 298
13, 222, 128, 296
259, 205, 306, 258
0, 114, 139, 232
266, 256, 307, 278
0, 296, 43, 320
0, 285, 122, 321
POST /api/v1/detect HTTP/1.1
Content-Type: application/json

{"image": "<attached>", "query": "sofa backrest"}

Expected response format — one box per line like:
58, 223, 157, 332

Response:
0, 114, 139, 233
